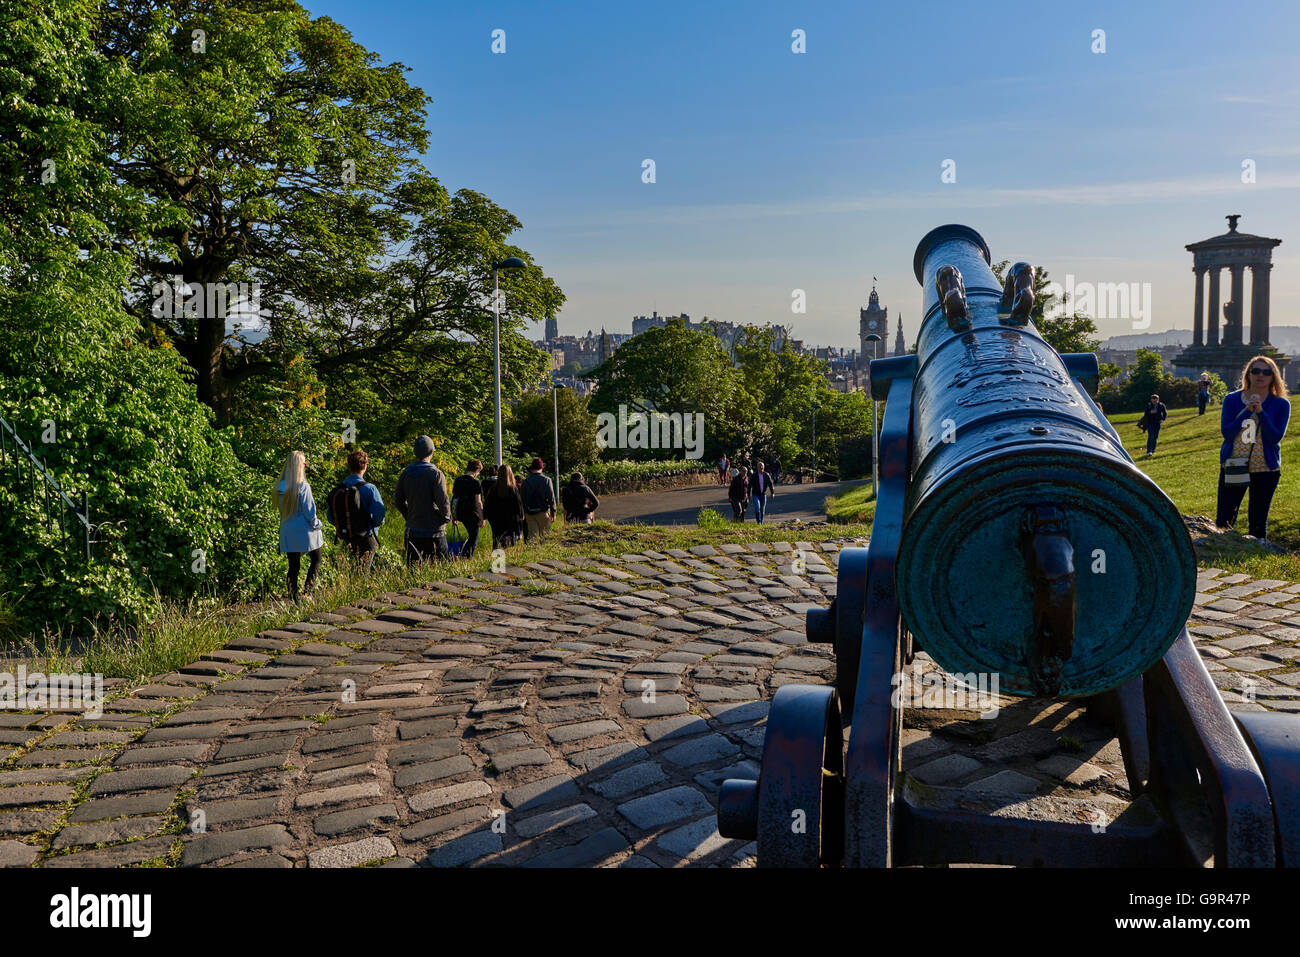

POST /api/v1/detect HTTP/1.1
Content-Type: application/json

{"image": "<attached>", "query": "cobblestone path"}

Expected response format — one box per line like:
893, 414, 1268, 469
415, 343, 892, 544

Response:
1, 544, 1297, 868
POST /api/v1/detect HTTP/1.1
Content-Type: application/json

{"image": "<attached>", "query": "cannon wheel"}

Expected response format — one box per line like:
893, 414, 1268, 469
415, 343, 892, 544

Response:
756, 684, 845, 867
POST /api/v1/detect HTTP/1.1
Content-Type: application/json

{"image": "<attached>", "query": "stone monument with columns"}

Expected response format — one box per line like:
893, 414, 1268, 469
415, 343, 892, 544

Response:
1174, 215, 1287, 386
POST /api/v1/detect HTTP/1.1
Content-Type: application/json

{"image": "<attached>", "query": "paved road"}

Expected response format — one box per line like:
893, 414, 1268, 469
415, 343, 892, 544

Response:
595, 479, 860, 525
0, 546, 1296, 868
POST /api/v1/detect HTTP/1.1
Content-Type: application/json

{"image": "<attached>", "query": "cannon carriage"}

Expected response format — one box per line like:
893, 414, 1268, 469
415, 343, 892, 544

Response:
717, 224, 1300, 868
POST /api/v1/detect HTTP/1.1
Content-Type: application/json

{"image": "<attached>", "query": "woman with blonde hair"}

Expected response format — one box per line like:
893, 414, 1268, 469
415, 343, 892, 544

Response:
277, 450, 324, 601
1216, 355, 1291, 539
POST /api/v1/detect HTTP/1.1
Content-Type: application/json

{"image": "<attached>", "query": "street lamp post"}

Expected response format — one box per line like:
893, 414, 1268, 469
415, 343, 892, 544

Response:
552, 378, 562, 506
864, 333, 882, 498
491, 257, 528, 466
811, 404, 820, 482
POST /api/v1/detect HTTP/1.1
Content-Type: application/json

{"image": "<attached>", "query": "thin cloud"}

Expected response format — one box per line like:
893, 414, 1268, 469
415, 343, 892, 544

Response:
546, 174, 1300, 229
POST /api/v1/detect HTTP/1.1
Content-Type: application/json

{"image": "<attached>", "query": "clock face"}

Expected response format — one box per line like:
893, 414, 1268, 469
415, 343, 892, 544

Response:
868, 320, 878, 330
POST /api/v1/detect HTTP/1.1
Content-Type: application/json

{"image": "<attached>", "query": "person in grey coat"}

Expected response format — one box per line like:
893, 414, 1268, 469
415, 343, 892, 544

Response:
277, 450, 324, 602
394, 435, 452, 564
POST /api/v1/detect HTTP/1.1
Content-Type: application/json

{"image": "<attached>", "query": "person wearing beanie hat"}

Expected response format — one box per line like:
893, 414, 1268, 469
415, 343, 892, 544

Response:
521, 456, 556, 541
395, 434, 452, 564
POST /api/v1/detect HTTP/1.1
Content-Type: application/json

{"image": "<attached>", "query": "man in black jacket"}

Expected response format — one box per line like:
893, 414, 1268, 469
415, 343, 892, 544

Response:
561, 473, 600, 523
394, 435, 452, 564
1140, 394, 1168, 458
451, 459, 486, 558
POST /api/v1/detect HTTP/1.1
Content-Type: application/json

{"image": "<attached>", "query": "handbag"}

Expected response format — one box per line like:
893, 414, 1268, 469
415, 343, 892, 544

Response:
1224, 458, 1250, 484
1224, 408, 1258, 485
446, 518, 467, 556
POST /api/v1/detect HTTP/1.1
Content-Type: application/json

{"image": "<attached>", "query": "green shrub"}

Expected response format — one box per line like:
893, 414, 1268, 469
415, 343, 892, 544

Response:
697, 507, 726, 531
583, 459, 712, 483
0, 343, 280, 637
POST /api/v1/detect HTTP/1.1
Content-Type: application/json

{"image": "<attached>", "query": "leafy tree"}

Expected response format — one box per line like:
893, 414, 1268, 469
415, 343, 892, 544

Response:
992, 260, 1101, 354
586, 318, 753, 458
0, 4, 282, 634
507, 388, 601, 472
1123, 348, 1165, 408
88, 0, 561, 420
809, 390, 873, 476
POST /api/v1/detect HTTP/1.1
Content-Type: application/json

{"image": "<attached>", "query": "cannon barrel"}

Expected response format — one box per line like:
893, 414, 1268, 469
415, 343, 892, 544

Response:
894, 225, 1196, 697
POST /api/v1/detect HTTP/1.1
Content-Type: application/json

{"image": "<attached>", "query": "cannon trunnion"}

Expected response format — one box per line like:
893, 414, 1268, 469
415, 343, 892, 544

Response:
718, 225, 1300, 868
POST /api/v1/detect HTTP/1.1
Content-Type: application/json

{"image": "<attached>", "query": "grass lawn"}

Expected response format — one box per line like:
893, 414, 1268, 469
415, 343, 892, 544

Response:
7, 516, 869, 683
825, 399, 1300, 580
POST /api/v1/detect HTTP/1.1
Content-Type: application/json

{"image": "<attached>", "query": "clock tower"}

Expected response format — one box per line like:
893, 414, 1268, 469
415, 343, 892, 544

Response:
859, 285, 887, 368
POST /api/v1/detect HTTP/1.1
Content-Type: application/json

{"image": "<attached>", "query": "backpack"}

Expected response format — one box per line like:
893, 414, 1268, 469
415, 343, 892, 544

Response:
561, 483, 589, 514
327, 482, 368, 540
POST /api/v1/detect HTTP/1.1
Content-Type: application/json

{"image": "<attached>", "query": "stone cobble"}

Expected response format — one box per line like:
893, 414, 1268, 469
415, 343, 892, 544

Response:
2, 548, 1298, 867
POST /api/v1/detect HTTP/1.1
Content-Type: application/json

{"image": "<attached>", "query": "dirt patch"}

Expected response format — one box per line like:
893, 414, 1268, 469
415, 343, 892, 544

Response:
1183, 514, 1288, 554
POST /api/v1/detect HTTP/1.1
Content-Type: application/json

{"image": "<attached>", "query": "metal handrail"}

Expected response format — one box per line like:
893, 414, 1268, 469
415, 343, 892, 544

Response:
0, 414, 98, 560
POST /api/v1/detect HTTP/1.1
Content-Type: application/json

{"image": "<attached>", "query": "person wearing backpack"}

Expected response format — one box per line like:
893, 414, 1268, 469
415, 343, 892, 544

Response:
561, 472, 600, 523
451, 459, 487, 558
276, 450, 323, 602
394, 435, 452, 565
326, 450, 386, 570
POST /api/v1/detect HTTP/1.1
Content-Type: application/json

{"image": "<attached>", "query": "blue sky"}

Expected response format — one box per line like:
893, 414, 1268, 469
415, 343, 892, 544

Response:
306, 0, 1300, 350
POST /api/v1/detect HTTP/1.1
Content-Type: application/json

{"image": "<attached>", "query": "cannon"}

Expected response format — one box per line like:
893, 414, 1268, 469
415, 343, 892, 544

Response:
718, 224, 1300, 867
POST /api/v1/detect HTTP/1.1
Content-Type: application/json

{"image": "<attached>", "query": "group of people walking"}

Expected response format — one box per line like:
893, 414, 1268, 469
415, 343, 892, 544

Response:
716, 452, 781, 487
274, 436, 601, 601
1139, 355, 1291, 541
727, 460, 778, 523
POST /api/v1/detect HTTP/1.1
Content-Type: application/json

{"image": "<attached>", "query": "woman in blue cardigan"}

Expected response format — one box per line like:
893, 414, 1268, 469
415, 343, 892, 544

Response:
277, 450, 325, 601
1216, 355, 1291, 539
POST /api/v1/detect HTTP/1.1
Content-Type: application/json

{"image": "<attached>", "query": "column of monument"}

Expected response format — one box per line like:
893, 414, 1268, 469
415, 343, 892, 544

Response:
1250, 261, 1271, 346
1192, 266, 1205, 346
1227, 264, 1245, 345
1206, 267, 1220, 347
